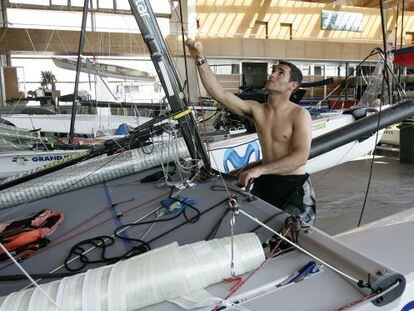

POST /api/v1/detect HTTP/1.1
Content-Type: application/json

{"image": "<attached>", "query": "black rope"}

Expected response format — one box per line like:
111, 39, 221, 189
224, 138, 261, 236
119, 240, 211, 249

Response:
64, 189, 226, 272
146, 197, 227, 245
64, 196, 200, 271
64, 236, 150, 272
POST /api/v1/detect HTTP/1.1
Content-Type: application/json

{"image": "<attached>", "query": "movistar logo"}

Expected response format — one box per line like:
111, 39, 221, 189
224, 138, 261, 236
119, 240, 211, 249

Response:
223, 141, 260, 172
401, 301, 414, 311
135, 0, 150, 18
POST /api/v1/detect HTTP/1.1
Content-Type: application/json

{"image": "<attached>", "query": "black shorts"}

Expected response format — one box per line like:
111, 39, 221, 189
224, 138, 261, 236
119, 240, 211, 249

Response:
252, 174, 316, 224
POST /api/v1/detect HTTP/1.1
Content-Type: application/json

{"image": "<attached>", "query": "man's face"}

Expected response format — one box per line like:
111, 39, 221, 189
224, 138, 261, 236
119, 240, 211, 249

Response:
265, 64, 297, 93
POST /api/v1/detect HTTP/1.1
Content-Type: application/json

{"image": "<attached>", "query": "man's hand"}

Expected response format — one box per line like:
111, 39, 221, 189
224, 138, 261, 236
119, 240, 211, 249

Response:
239, 167, 263, 187
185, 39, 204, 60
228, 166, 245, 178
230, 160, 262, 178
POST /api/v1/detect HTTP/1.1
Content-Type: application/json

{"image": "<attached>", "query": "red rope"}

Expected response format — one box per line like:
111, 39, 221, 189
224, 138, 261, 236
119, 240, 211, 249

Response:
213, 226, 292, 310
38, 191, 170, 255
335, 291, 377, 311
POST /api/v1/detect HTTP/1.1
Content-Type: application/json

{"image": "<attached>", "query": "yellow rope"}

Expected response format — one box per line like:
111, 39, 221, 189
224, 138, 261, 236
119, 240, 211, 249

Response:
172, 108, 192, 120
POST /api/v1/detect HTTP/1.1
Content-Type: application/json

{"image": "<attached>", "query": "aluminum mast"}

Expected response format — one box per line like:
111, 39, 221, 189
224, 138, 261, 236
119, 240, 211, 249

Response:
128, 0, 210, 169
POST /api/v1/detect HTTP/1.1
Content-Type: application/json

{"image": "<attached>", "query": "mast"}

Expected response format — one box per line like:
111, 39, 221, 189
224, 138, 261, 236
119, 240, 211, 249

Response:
127, 0, 210, 169
69, 0, 89, 145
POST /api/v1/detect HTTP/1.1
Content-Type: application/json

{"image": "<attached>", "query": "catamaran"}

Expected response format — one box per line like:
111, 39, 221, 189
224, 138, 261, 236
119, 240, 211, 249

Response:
0, 1, 413, 310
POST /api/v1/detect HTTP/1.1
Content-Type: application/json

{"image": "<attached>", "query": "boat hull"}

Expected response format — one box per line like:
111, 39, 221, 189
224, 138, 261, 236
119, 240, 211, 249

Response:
0, 149, 87, 179
208, 114, 383, 174
2, 114, 152, 136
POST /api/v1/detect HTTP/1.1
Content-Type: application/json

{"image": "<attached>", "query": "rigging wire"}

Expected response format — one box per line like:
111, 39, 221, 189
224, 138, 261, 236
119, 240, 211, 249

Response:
0, 2, 63, 126
357, 0, 392, 227
177, 0, 191, 102
237, 208, 359, 284
169, 0, 213, 160
1, 2, 390, 308
166, 6, 368, 292
0, 242, 62, 311
310, 48, 379, 114
0, 0, 207, 293
200, 144, 365, 298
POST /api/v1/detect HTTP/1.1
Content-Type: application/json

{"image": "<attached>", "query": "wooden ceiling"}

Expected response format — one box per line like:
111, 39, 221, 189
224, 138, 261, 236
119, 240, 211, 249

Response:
295, 0, 414, 11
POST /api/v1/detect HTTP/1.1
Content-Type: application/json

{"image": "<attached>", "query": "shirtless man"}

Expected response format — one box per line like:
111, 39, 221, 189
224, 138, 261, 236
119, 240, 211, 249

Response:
186, 39, 316, 223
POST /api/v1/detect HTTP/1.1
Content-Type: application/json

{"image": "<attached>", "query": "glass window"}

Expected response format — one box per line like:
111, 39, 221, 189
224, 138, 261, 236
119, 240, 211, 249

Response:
209, 64, 239, 76
7, 8, 91, 30
115, 0, 130, 10
52, 0, 69, 5
70, 0, 85, 7
298, 65, 310, 76
7, 8, 170, 33
325, 66, 337, 77
9, 0, 49, 4
98, 0, 114, 9
314, 66, 323, 76
150, 0, 171, 14
337, 65, 347, 77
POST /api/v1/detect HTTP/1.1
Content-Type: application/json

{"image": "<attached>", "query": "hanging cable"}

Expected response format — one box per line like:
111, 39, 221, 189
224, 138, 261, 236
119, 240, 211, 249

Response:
0, 242, 62, 310
357, 1, 390, 227
178, 0, 191, 100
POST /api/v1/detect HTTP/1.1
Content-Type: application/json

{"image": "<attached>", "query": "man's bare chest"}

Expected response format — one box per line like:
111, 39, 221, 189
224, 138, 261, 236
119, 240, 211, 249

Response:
255, 113, 293, 143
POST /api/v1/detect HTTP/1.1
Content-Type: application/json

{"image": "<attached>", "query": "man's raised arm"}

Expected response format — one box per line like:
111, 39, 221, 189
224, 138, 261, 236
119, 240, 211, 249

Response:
186, 39, 256, 117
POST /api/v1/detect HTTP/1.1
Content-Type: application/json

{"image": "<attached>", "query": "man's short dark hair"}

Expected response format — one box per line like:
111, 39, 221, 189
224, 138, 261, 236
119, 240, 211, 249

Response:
278, 61, 302, 90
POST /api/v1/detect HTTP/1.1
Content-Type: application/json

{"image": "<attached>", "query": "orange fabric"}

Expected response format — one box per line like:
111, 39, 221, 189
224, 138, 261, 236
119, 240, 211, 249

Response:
0, 229, 46, 254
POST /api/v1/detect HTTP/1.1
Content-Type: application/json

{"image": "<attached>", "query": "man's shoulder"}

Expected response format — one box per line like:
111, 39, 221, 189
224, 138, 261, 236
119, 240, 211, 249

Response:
246, 99, 265, 114
288, 102, 311, 124
244, 99, 262, 108
288, 101, 309, 115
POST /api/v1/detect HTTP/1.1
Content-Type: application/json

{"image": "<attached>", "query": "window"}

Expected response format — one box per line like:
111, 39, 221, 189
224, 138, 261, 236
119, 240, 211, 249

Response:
314, 66, 323, 76
242, 62, 267, 89
8, 1, 170, 14
9, 0, 49, 4
52, 0, 69, 4
325, 65, 337, 77
406, 32, 414, 45
252, 21, 268, 39
70, 0, 85, 7
280, 23, 292, 40
299, 65, 310, 76
211, 64, 239, 75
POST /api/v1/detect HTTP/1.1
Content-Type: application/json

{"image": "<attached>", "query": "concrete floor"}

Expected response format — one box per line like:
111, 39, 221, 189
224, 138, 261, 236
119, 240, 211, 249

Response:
313, 154, 414, 235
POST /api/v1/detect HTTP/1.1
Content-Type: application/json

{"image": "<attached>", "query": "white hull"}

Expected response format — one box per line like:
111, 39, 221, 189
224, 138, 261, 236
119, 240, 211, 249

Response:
208, 113, 383, 174
1, 114, 152, 136
380, 127, 400, 146
0, 149, 87, 179
0, 162, 413, 310
0, 113, 382, 180
52, 57, 156, 82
